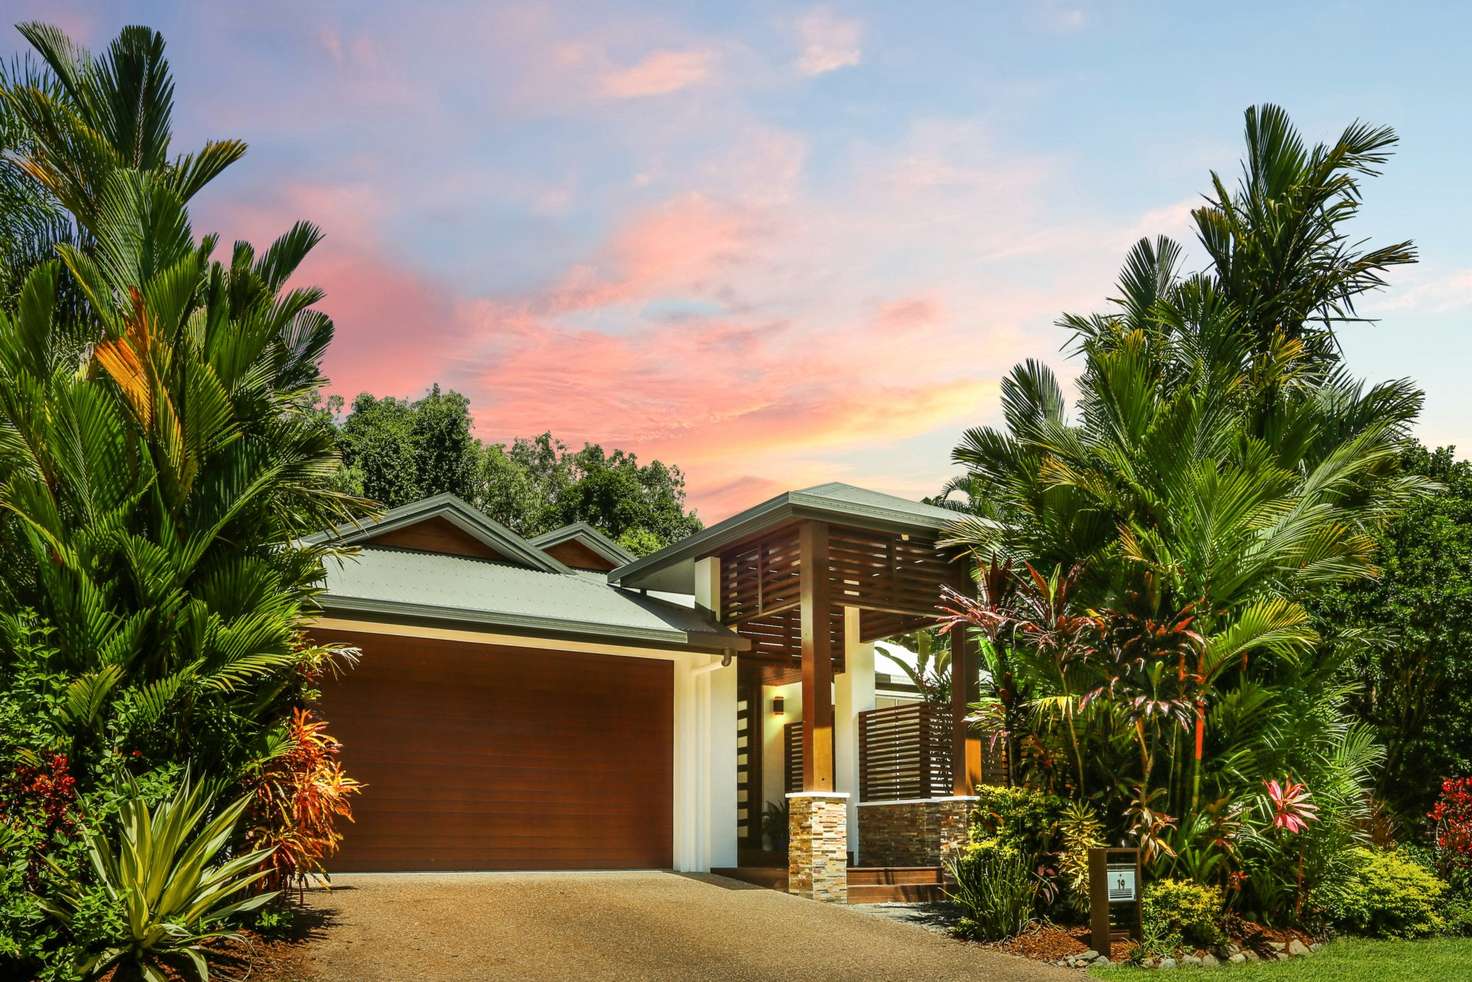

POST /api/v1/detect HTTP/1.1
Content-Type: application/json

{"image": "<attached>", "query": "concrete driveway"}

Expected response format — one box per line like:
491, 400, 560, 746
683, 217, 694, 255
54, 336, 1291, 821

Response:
291, 871, 1068, 981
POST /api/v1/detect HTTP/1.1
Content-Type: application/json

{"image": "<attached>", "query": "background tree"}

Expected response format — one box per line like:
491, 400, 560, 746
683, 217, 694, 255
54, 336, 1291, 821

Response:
1310, 443, 1472, 827
333, 396, 702, 555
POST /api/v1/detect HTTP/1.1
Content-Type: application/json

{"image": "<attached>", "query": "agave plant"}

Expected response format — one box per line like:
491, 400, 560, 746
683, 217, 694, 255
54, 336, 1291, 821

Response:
42, 774, 276, 981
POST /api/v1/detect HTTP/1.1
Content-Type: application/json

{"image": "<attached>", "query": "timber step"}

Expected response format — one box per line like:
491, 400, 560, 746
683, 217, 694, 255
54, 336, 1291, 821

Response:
846, 865, 945, 903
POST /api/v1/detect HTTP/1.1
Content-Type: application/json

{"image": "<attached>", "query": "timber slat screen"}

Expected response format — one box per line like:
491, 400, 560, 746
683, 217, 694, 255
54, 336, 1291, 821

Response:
783, 721, 803, 795
857, 703, 953, 800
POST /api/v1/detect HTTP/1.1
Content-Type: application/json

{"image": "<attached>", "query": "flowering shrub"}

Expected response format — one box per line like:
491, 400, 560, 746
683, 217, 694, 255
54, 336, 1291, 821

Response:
247, 709, 363, 895
1430, 777, 1472, 883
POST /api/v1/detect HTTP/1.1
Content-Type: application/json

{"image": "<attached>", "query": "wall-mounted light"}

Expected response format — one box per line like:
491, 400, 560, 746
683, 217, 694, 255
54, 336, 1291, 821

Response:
771, 695, 785, 715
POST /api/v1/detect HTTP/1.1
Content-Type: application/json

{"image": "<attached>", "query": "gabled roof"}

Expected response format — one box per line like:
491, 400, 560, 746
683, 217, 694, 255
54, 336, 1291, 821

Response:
608, 482, 959, 592
307, 493, 570, 574
530, 522, 635, 569
319, 547, 745, 652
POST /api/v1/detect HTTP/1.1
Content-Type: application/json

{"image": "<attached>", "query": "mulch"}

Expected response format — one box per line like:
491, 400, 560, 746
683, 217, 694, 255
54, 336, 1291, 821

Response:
992, 922, 1133, 962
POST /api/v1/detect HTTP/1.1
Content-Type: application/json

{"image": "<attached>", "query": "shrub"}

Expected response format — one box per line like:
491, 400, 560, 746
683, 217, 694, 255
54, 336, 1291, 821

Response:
40, 774, 278, 980
1315, 847, 1447, 938
969, 784, 1065, 863
1142, 878, 1225, 949
945, 840, 1038, 941
1057, 801, 1106, 915
247, 708, 363, 895
1431, 777, 1472, 888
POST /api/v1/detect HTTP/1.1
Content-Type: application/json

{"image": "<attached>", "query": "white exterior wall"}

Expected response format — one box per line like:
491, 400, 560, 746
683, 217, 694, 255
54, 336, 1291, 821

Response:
761, 680, 803, 826
834, 606, 875, 854
671, 556, 739, 872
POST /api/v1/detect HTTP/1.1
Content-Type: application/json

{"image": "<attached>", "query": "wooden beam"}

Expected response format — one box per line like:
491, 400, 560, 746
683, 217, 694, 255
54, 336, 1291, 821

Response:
799, 520, 835, 792
949, 562, 982, 795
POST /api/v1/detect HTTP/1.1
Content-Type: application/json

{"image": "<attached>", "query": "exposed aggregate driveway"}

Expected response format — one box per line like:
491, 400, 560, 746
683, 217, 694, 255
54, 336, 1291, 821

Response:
296, 871, 1071, 981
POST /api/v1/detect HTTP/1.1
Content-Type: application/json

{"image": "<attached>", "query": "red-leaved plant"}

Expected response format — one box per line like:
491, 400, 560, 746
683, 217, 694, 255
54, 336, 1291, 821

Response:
1264, 778, 1317, 834
1430, 776, 1472, 879
0, 753, 79, 888
247, 708, 363, 896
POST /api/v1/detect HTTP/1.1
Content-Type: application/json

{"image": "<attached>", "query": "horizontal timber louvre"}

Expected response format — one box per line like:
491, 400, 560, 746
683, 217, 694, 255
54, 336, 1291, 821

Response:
857, 703, 952, 801
783, 722, 804, 795
858, 703, 1012, 800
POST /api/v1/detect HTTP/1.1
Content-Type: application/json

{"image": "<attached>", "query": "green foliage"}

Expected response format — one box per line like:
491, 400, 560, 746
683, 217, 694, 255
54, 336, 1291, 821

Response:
1315, 848, 1448, 938
41, 775, 277, 981
1058, 801, 1106, 915
944, 105, 1422, 925
1142, 878, 1225, 949
1309, 444, 1472, 825
945, 840, 1038, 941
334, 390, 704, 553
762, 800, 790, 852
969, 784, 1066, 864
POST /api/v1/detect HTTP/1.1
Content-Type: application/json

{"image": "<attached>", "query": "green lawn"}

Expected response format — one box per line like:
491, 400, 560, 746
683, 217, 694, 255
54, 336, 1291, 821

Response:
1092, 938, 1472, 981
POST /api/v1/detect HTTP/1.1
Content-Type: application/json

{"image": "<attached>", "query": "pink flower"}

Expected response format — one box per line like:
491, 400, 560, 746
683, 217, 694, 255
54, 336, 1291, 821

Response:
1265, 778, 1318, 834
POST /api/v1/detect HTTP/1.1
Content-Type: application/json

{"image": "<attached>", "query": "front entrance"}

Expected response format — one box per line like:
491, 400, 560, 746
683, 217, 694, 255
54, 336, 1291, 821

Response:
319, 631, 674, 871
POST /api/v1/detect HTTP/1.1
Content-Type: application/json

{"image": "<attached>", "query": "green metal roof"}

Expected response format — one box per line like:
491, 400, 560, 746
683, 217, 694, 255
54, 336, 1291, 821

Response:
529, 522, 635, 568
608, 482, 960, 592
306, 493, 569, 574
320, 546, 744, 652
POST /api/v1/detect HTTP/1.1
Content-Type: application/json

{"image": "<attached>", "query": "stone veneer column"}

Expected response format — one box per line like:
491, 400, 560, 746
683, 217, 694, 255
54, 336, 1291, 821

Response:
856, 796, 979, 867
787, 791, 850, 902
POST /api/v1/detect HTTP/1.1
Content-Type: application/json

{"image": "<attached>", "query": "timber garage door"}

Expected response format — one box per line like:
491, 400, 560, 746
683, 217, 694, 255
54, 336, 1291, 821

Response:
318, 631, 673, 871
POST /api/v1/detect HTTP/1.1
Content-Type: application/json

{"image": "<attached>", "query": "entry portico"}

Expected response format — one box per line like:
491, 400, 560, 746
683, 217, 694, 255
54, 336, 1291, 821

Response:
610, 482, 994, 901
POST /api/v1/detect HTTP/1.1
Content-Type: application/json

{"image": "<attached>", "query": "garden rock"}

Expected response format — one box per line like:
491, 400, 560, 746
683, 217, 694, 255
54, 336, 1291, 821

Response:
1201, 953, 1220, 967
1079, 950, 1099, 961
1094, 956, 1111, 967
1158, 957, 1177, 970
1228, 953, 1246, 965
1288, 939, 1310, 957
1181, 954, 1203, 967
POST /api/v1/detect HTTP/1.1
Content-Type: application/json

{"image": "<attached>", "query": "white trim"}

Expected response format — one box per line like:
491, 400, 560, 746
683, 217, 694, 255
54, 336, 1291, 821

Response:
786, 791, 851, 799
855, 795, 980, 807
308, 616, 686, 661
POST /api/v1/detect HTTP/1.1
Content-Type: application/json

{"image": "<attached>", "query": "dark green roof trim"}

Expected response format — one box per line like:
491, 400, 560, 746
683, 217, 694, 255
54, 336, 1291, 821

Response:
608, 482, 959, 589
530, 522, 635, 567
317, 593, 745, 653
305, 493, 569, 574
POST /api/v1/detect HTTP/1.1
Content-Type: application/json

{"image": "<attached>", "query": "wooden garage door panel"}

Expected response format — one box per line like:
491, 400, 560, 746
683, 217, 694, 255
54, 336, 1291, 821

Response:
317, 632, 673, 871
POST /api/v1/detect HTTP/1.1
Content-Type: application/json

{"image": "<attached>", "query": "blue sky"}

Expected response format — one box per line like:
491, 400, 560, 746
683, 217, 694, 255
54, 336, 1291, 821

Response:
7, 1, 1469, 518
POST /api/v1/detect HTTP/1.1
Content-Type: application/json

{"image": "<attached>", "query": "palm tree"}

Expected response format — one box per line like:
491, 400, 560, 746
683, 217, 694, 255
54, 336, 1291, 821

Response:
944, 108, 1424, 890
0, 23, 372, 787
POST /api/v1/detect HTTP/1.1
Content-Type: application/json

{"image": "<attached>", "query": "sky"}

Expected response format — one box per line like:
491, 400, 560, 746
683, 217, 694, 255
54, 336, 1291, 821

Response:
8, 2, 1472, 521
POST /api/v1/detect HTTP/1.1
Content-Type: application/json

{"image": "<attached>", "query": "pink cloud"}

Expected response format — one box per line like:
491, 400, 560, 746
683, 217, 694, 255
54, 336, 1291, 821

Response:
600, 48, 719, 98
794, 7, 864, 76
545, 193, 768, 312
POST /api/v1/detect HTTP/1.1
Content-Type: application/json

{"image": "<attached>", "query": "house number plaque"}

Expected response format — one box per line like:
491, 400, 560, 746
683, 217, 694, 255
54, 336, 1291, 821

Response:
1088, 847, 1143, 961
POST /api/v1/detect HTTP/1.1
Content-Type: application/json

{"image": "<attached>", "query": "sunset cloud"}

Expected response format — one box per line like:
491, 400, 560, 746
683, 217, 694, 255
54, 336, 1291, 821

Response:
599, 48, 719, 98
794, 7, 863, 76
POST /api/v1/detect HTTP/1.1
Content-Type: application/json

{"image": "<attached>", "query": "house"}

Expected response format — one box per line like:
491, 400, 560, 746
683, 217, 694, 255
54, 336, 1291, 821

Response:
308, 483, 1005, 902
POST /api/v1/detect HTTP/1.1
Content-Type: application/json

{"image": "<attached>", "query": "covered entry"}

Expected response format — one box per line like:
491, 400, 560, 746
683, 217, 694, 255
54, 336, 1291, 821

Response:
318, 630, 674, 872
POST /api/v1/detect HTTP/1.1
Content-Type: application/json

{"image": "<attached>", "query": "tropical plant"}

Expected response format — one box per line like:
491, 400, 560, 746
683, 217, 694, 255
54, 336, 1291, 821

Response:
1430, 777, 1472, 889
941, 105, 1422, 926
40, 774, 277, 981
945, 840, 1038, 941
762, 800, 790, 852
1310, 443, 1472, 824
1056, 801, 1106, 914
877, 629, 950, 705
0, 20, 372, 793
246, 708, 363, 896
